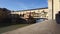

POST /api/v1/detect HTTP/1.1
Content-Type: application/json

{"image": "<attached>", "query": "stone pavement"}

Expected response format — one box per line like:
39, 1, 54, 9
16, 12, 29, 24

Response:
2, 20, 60, 34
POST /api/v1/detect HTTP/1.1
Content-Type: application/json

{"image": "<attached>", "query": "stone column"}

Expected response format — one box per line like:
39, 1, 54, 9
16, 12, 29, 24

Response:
48, 0, 53, 20
53, 0, 60, 19
48, 0, 60, 20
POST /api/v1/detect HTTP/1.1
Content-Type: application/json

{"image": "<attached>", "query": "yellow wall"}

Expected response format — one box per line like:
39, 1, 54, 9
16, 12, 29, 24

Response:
11, 8, 48, 18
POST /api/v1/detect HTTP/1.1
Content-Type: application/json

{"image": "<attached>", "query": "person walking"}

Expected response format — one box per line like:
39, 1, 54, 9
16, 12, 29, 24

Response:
55, 11, 60, 24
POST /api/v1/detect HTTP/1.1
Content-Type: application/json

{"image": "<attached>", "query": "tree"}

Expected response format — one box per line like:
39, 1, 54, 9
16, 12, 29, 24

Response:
0, 8, 11, 22
0, 8, 11, 27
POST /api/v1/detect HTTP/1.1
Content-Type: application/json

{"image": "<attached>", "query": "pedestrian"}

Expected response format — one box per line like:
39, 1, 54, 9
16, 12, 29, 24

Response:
55, 11, 60, 24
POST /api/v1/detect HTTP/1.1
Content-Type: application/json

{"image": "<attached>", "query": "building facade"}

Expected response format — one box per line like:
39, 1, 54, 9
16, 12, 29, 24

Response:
11, 7, 48, 19
10, 0, 60, 20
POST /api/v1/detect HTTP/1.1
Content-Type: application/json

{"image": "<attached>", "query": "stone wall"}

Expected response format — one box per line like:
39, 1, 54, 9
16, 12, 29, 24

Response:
48, 0, 60, 20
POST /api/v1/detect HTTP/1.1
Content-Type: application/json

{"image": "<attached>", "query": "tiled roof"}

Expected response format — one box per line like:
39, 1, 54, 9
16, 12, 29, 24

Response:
14, 7, 48, 12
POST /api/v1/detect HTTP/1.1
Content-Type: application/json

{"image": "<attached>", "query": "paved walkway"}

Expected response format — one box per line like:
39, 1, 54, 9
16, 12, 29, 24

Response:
2, 20, 60, 34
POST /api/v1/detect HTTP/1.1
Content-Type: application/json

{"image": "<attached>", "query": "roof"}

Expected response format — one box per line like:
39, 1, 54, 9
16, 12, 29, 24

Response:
14, 7, 48, 12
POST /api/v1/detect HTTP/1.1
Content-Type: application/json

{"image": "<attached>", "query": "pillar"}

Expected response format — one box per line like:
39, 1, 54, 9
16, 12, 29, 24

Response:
48, 0, 60, 20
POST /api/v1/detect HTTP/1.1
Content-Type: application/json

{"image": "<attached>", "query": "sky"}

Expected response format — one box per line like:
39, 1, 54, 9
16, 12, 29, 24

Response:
0, 0, 48, 11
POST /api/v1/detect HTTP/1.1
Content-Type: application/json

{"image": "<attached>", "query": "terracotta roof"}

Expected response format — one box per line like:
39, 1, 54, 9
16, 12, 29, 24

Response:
14, 7, 48, 12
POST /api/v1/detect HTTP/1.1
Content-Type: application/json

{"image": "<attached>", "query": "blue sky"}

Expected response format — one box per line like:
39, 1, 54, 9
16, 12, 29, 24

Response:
0, 0, 48, 11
